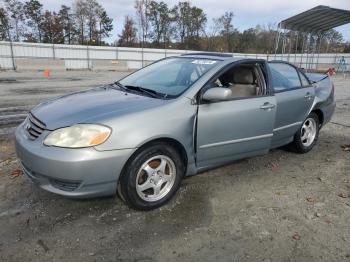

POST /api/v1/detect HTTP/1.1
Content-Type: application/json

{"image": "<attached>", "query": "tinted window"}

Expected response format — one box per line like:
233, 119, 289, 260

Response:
269, 63, 301, 92
299, 72, 310, 87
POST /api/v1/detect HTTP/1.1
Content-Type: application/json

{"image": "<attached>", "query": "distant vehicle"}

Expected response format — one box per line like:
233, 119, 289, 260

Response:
15, 53, 335, 210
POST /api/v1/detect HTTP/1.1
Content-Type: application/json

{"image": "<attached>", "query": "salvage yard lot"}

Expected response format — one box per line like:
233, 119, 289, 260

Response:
0, 71, 350, 261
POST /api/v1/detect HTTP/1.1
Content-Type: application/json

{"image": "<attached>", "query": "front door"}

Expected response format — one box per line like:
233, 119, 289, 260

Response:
196, 96, 276, 168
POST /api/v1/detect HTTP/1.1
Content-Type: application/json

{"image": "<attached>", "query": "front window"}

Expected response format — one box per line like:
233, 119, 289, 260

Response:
119, 57, 219, 97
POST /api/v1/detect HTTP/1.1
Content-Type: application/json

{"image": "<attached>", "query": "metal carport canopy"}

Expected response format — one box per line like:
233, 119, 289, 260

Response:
279, 5, 350, 33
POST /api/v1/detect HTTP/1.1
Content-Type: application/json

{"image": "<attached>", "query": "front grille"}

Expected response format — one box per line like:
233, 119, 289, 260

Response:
49, 178, 81, 192
26, 113, 46, 140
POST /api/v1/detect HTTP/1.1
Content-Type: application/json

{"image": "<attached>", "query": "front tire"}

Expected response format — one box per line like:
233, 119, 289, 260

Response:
118, 143, 184, 210
290, 112, 320, 153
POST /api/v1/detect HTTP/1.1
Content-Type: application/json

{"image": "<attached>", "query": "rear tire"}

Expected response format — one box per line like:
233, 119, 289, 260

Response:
290, 112, 319, 154
118, 142, 184, 210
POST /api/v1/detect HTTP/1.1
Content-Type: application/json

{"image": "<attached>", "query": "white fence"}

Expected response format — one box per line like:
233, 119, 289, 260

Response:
0, 41, 349, 71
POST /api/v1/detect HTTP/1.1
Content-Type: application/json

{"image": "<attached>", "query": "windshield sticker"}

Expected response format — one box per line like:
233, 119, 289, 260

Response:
191, 60, 217, 65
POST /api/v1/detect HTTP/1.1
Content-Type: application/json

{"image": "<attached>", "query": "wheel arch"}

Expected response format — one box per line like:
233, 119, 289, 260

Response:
120, 137, 189, 180
311, 108, 324, 126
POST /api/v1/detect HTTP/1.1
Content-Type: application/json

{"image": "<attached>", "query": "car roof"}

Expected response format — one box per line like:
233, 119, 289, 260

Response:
180, 52, 255, 62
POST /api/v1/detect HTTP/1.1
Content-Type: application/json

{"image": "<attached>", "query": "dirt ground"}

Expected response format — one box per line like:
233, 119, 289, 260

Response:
0, 71, 350, 262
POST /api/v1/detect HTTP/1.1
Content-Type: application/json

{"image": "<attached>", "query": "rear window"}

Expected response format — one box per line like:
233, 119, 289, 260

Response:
269, 63, 301, 92
299, 72, 310, 87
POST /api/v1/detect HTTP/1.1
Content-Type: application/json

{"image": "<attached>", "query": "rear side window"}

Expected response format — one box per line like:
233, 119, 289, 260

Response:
269, 63, 301, 92
299, 72, 311, 87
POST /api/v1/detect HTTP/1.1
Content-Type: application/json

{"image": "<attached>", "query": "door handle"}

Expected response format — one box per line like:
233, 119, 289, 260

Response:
260, 103, 275, 110
304, 92, 312, 100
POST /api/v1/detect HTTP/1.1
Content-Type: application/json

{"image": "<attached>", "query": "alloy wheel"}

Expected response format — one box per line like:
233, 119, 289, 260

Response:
301, 118, 317, 147
135, 155, 176, 202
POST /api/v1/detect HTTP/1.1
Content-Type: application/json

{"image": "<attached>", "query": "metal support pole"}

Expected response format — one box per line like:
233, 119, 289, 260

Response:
9, 40, 16, 71
310, 34, 318, 70
294, 32, 299, 64
87, 44, 91, 70
300, 33, 306, 68
287, 31, 293, 62
142, 48, 144, 67
52, 43, 56, 60
164, 38, 167, 58
274, 24, 281, 60
281, 29, 287, 60
305, 33, 311, 71
5, 23, 16, 70
334, 53, 339, 72
315, 34, 323, 71
311, 34, 317, 70
309, 35, 314, 70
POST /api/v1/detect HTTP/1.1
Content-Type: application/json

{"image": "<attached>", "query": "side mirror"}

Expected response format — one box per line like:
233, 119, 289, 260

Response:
202, 88, 232, 102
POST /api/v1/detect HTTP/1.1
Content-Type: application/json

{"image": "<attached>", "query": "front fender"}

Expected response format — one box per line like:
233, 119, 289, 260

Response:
94, 97, 197, 168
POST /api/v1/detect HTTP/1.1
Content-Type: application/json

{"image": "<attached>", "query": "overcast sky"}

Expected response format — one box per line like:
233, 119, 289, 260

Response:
40, 0, 350, 42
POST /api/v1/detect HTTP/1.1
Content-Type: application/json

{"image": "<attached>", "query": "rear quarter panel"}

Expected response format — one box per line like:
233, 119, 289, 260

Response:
306, 73, 335, 125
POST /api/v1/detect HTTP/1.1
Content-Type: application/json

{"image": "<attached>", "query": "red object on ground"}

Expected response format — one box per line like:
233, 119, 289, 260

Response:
43, 69, 50, 78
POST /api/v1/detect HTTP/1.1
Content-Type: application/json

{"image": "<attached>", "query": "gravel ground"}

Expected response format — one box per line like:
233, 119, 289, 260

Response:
0, 71, 350, 262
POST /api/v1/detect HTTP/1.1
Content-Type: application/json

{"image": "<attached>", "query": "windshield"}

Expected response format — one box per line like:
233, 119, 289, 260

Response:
119, 57, 219, 97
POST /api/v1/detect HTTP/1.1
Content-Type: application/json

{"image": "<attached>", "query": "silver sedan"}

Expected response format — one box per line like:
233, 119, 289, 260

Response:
15, 53, 335, 210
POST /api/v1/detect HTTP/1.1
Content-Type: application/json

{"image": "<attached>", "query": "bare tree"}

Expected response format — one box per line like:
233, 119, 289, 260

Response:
74, 0, 88, 44
135, 0, 150, 47
118, 15, 137, 46
204, 17, 221, 50
4, 0, 24, 41
217, 11, 234, 52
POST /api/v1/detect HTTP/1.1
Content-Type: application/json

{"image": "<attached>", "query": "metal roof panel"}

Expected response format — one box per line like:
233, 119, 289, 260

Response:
280, 5, 350, 32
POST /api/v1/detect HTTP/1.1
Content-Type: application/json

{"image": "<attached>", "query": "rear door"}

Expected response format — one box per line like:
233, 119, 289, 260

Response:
268, 62, 315, 147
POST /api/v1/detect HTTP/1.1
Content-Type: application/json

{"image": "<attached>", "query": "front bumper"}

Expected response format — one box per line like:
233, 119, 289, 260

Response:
15, 123, 136, 198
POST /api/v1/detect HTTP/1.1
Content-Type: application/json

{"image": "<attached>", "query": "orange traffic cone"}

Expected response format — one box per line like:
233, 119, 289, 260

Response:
43, 69, 50, 78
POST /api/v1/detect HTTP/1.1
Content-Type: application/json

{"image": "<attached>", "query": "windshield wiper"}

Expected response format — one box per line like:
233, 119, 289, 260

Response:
114, 81, 168, 99
124, 85, 166, 99
113, 81, 129, 91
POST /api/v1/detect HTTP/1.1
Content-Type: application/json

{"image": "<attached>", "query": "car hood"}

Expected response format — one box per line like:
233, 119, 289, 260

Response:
31, 86, 167, 130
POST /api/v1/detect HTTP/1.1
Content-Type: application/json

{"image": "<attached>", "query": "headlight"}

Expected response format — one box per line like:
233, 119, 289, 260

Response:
44, 124, 111, 148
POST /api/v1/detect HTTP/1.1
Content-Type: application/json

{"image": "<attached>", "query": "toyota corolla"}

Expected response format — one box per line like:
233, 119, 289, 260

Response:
15, 53, 335, 210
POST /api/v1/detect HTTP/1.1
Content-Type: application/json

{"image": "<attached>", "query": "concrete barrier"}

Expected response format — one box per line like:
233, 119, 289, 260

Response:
15, 58, 65, 71
92, 60, 129, 71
